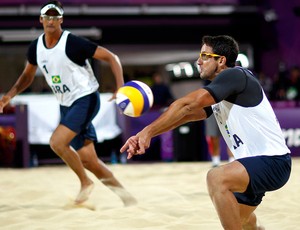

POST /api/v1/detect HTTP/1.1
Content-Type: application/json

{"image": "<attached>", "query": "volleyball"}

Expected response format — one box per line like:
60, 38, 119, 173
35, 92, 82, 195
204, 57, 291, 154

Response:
116, 80, 154, 117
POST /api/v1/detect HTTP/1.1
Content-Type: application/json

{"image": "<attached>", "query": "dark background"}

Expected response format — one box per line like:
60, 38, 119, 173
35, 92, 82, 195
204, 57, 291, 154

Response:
0, 0, 299, 77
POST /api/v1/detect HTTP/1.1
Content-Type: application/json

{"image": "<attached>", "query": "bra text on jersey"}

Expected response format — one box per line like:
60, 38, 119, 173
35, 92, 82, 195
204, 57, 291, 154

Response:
51, 85, 71, 94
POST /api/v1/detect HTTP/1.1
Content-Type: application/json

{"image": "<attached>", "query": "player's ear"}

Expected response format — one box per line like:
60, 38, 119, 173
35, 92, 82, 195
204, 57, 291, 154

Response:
39, 16, 43, 23
219, 56, 226, 66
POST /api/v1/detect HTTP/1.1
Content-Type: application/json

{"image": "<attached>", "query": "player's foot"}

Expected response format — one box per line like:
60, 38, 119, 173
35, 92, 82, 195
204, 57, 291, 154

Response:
122, 194, 138, 207
75, 182, 95, 204
109, 185, 138, 207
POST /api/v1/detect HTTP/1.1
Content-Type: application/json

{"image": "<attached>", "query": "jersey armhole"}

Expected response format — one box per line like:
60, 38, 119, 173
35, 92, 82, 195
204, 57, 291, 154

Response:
203, 86, 219, 103
203, 106, 213, 118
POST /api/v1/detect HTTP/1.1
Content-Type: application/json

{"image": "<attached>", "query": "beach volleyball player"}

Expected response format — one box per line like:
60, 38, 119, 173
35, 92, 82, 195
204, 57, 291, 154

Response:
0, 0, 136, 206
121, 35, 291, 229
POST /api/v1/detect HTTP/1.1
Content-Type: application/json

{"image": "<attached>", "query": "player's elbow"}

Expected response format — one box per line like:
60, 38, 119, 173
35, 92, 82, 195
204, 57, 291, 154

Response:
171, 99, 199, 118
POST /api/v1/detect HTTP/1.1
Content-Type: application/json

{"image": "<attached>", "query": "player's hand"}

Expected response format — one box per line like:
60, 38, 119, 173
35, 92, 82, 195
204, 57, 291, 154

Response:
120, 133, 151, 159
108, 91, 117, 102
0, 102, 4, 113
0, 96, 11, 113
120, 136, 139, 159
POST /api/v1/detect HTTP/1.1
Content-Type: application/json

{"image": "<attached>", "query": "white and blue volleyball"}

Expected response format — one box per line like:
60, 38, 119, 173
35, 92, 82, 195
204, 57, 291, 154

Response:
116, 80, 154, 117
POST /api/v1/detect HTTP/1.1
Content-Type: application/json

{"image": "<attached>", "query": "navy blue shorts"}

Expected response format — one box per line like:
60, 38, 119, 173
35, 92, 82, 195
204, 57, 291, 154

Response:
234, 154, 291, 206
60, 92, 100, 150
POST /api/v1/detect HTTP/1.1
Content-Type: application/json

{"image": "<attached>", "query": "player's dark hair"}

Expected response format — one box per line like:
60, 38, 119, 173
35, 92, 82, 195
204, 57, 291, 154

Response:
202, 35, 239, 67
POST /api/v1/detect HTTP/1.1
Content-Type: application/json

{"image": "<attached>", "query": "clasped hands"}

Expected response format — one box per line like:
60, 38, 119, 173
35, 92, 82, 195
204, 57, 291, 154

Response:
120, 133, 151, 159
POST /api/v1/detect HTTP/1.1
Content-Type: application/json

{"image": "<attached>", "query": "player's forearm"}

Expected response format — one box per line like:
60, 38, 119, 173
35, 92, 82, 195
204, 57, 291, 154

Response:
105, 52, 124, 89
5, 74, 34, 99
111, 56, 124, 88
142, 99, 204, 138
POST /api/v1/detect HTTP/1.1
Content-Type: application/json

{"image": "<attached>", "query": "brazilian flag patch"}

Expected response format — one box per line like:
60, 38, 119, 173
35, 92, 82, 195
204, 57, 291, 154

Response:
52, 75, 61, 84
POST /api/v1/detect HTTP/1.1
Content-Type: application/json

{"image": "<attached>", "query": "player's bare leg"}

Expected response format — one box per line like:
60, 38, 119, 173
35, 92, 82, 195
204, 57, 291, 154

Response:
50, 125, 95, 204
74, 183, 95, 204
206, 161, 263, 229
99, 174, 137, 206
240, 206, 265, 230
78, 140, 137, 206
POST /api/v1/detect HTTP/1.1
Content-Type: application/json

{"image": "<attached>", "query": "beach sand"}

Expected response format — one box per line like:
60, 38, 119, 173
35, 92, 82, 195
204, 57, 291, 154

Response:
0, 158, 299, 230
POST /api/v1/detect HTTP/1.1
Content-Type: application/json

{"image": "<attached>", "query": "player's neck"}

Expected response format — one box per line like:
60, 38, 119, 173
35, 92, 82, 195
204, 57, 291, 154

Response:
44, 29, 63, 48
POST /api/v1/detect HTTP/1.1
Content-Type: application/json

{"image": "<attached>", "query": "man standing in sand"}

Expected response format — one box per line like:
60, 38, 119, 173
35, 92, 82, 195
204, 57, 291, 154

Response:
121, 35, 291, 229
0, 0, 136, 206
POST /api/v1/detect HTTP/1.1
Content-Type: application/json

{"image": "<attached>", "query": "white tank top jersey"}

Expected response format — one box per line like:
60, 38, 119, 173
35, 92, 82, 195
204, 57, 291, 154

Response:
36, 30, 99, 106
212, 91, 290, 159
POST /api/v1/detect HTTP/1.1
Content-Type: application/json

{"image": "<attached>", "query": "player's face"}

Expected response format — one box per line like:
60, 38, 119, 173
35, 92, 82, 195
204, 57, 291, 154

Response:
40, 10, 63, 33
197, 44, 221, 81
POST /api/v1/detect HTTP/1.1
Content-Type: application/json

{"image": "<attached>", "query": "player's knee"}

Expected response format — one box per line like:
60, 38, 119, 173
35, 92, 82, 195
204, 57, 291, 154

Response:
49, 136, 57, 151
49, 135, 64, 155
206, 168, 226, 195
206, 169, 218, 192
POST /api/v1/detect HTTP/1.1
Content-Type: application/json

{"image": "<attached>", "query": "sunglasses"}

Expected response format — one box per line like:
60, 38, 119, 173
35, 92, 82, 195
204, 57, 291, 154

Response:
199, 52, 221, 61
41, 15, 62, 21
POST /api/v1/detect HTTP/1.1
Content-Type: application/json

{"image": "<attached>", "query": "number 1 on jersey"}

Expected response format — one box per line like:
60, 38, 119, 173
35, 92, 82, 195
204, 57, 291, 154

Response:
43, 65, 48, 74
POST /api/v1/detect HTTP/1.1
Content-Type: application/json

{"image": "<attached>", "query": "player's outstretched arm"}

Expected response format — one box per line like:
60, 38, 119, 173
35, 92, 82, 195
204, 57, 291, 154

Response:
120, 88, 214, 158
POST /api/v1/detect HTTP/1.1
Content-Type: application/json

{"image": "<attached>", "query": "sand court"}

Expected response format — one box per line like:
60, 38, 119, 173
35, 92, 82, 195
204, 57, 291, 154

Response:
0, 158, 299, 230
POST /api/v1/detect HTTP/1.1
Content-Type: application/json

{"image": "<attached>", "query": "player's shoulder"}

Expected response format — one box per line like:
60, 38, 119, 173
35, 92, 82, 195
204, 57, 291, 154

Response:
27, 38, 39, 53
219, 67, 252, 81
67, 32, 81, 43
223, 67, 245, 75
66, 32, 97, 53
67, 32, 91, 44
29, 37, 39, 46
27, 38, 39, 65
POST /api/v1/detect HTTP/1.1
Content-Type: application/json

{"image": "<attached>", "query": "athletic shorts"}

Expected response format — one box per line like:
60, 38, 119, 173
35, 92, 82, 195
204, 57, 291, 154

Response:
234, 153, 291, 206
60, 91, 100, 150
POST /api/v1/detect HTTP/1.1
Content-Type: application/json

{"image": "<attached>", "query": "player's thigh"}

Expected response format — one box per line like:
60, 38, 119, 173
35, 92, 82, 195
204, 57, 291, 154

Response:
51, 124, 77, 146
207, 161, 250, 193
